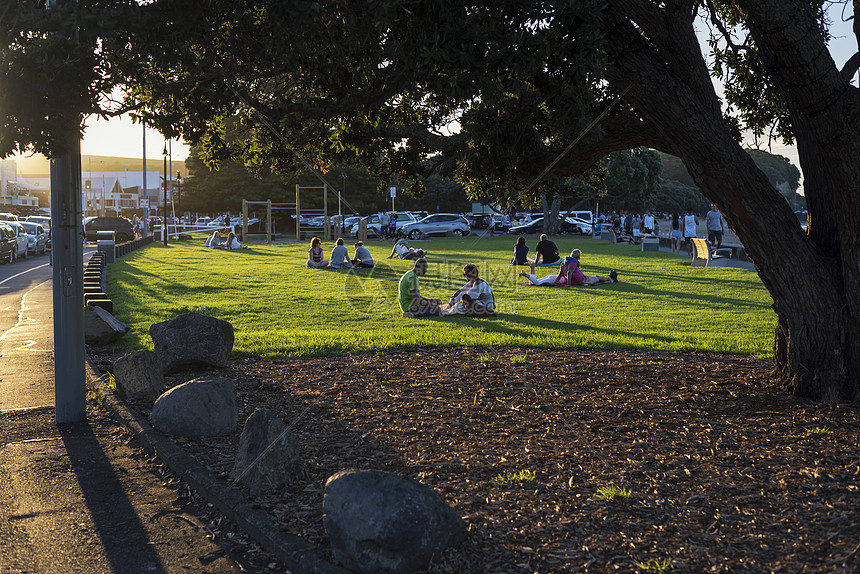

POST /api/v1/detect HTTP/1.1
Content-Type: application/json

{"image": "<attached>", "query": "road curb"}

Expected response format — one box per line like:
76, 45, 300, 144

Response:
85, 358, 349, 574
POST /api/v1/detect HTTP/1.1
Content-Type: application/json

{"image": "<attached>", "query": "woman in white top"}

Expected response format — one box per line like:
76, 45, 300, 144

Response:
226, 232, 246, 249
683, 207, 699, 257
442, 263, 495, 316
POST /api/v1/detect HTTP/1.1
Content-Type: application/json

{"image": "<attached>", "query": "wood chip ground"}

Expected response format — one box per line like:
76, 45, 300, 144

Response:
124, 348, 860, 573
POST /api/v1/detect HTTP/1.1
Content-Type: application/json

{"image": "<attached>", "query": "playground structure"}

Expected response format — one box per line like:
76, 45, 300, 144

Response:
240, 184, 331, 243
153, 183, 335, 243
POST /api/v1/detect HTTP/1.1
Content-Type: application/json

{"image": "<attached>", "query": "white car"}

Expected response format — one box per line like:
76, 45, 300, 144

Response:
11, 223, 29, 260
20, 221, 48, 255
349, 212, 417, 237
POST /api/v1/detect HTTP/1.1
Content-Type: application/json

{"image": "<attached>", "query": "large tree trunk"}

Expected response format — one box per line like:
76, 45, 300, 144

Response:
601, 3, 860, 402
541, 193, 563, 235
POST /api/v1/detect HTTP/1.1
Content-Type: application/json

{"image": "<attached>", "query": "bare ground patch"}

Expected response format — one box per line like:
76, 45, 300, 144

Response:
119, 348, 860, 573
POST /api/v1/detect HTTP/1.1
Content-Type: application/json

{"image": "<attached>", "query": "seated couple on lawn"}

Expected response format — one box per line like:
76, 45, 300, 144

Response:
520, 249, 617, 286
400, 260, 495, 318
206, 230, 246, 250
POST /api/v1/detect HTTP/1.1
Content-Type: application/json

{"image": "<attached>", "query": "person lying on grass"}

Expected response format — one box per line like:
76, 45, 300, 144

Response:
441, 263, 496, 316
519, 250, 617, 286
307, 237, 329, 268
387, 237, 426, 260
329, 237, 353, 269
399, 258, 441, 317
565, 249, 617, 285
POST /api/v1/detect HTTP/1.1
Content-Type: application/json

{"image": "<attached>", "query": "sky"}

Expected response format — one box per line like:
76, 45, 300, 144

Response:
71, 5, 858, 179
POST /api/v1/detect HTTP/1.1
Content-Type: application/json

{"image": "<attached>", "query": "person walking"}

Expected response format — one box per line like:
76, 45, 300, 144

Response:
705, 203, 726, 250
683, 207, 699, 257
670, 213, 683, 255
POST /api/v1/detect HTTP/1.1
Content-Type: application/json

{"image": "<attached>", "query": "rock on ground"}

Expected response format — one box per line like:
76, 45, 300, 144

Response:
85, 305, 130, 346
148, 312, 234, 374
151, 377, 237, 437
113, 350, 163, 402
230, 409, 309, 496
323, 470, 466, 574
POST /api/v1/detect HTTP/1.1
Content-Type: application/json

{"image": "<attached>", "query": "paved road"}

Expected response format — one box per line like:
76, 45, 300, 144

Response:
0, 251, 244, 573
0, 254, 55, 411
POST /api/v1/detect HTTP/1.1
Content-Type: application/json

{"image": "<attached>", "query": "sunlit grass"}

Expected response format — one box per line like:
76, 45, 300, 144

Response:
108, 235, 776, 358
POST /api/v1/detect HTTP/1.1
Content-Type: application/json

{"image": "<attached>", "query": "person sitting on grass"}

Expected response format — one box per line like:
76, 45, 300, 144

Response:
442, 263, 496, 316
565, 249, 617, 286
226, 232, 247, 249
512, 236, 530, 265
534, 234, 561, 265
206, 230, 225, 249
387, 237, 426, 260
351, 241, 375, 268
399, 258, 441, 317
307, 237, 329, 268
330, 237, 353, 269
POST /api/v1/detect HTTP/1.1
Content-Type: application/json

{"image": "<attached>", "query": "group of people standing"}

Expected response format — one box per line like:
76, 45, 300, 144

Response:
667, 204, 726, 256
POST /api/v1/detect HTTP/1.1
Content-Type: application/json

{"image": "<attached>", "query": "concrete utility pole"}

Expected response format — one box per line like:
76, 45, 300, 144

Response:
47, 0, 86, 423
50, 145, 86, 423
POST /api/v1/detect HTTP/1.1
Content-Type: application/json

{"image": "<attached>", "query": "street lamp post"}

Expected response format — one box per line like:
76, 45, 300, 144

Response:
177, 171, 182, 223
162, 144, 168, 245
339, 168, 346, 234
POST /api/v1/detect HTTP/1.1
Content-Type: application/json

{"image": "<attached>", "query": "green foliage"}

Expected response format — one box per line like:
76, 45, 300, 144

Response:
107, 236, 776, 359
496, 469, 536, 484
601, 148, 663, 212
634, 557, 675, 573
806, 425, 831, 436
595, 484, 632, 502
510, 353, 529, 365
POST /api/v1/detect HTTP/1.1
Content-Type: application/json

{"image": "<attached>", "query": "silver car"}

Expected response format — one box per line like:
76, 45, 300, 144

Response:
400, 213, 471, 239
20, 221, 48, 255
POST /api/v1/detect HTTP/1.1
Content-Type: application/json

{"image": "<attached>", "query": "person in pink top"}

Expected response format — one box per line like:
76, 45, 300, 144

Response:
519, 250, 617, 286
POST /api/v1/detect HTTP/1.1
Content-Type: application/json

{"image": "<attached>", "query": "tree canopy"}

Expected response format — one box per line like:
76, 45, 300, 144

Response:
3, 0, 859, 401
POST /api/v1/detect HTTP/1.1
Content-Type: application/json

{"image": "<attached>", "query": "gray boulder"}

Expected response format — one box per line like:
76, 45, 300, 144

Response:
85, 305, 130, 346
151, 377, 237, 437
230, 409, 309, 496
113, 350, 163, 402
149, 312, 234, 374
323, 470, 467, 574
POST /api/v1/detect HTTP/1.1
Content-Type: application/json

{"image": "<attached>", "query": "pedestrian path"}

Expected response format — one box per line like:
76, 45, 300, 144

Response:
0, 259, 242, 573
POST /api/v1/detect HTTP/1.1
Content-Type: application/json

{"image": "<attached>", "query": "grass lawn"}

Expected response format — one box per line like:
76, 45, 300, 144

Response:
108, 235, 776, 358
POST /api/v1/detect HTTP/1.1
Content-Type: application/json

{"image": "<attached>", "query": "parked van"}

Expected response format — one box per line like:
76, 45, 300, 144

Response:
562, 210, 593, 223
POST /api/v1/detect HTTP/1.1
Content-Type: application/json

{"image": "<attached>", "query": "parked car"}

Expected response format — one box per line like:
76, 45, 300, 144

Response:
84, 216, 135, 243
0, 212, 19, 223
11, 223, 29, 259
565, 216, 594, 235
508, 217, 583, 235
0, 222, 18, 263
349, 212, 417, 237
26, 216, 52, 249
400, 213, 471, 239
20, 221, 48, 255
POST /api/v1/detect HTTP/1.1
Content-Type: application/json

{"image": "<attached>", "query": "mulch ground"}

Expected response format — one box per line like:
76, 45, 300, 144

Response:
114, 348, 860, 573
